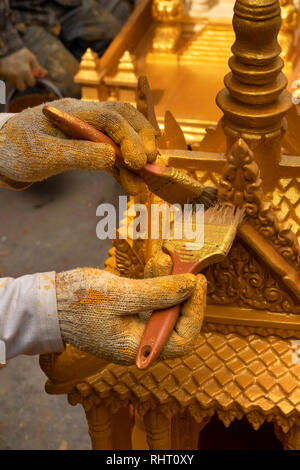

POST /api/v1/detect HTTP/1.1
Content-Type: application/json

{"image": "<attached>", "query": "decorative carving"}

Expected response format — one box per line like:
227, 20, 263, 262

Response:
85, 403, 114, 450
219, 139, 300, 274
272, 176, 300, 241
61, 329, 300, 440
203, 322, 300, 339
279, 0, 298, 64
280, 424, 300, 449
204, 239, 298, 312
112, 238, 145, 279
144, 409, 171, 449
40, 0, 300, 450
171, 410, 200, 449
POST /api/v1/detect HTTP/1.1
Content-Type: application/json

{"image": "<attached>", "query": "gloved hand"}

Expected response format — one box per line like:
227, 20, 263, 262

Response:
56, 268, 206, 365
0, 98, 158, 192
0, 47, 47, 91
145, 248, 173, 278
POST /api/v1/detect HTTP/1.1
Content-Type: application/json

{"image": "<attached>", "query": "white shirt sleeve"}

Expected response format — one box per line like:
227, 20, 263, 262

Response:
0, 113, 15, 129
0, 115, 65, 361
0, 272, 64, 361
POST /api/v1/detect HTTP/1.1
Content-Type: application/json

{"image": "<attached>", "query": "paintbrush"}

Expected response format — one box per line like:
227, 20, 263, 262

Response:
42, 105, 217, 208
136, 204, 245, 370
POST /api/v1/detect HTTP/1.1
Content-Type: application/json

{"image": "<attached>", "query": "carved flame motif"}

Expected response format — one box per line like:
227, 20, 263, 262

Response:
204, 240, 298, 313
113, 238, 145, 279
219, 139, 300, 272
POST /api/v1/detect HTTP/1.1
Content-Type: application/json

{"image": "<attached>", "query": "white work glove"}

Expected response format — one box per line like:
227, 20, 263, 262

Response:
0, 47, 47, 91
0, 98, 157, 192
56, 268, 206, 365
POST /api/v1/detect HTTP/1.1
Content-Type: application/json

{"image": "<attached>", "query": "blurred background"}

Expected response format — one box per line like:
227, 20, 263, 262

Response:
0, 170, 124, 450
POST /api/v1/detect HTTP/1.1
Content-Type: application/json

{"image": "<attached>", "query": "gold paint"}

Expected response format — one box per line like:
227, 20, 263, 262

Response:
278, 0, 298, 68
147, 0, 184, 62
104, 51, 138, 105
74, 48, 99, 101
39, 0, 300, 450
180, 21, 235, 65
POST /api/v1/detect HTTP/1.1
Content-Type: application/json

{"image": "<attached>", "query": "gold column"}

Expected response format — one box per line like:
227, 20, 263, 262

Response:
143, 409, 172, 450
216, 0, 293, 194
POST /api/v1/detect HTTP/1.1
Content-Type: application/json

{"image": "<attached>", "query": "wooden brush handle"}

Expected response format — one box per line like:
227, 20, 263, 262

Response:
42, 105, 168, 178
136, 255, 200, 370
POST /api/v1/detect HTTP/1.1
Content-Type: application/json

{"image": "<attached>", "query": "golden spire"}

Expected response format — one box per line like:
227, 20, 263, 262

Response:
108, 50, 138, 85
74, 48, 99, 85
103, 50, 138, 104
216, 0, 292, 143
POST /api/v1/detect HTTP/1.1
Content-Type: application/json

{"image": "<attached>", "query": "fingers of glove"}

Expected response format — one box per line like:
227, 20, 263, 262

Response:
99, 316, 145, 366
159, 275, 207, 359
15, 77, 27, 92
138, 127, 157, 163
144, 250, 173, 278
56, 268, 195, 315
138, 309, 153, 323
82, 108, 148, 171
175, 274, 207, 337
99, 102, 158, 162
74, 313, 144, 366
114, 273, 196, 315
13, 63, 35, 90
49, 99, 154, 169
23, 137, 116, 179
119, 132, 147, 170
96, 101, 158, 139
49, 137, 116, 172
119, 168, 142, 195
28, 52, 48, 77
23, 68, 36, 89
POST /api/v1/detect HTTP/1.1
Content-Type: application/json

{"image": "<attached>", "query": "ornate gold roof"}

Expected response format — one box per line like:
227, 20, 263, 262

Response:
66, 330, 300, 432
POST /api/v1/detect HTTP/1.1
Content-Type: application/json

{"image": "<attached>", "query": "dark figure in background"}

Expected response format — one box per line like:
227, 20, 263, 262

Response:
0, 0, 133, 97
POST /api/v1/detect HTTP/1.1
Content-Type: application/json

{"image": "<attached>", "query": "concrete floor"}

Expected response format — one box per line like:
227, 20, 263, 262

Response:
0, 170, 124, 449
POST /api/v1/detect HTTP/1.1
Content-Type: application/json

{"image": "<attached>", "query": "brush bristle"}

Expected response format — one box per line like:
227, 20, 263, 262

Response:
204, 204, 245, 227
193, 186, 218, 208
164, 204, 245, 263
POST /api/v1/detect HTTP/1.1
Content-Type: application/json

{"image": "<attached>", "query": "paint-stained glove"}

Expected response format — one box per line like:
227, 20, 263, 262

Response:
0, 98, 158, 192
0, 47, 47, 91
56, 268, 206, 365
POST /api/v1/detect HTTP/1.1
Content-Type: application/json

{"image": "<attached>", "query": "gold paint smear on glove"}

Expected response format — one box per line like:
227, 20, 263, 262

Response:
79, 288, 112, 305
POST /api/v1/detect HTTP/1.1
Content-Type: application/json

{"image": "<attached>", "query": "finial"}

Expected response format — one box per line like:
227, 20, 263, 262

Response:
216, 0, 292, 141
105, 50, 138, 85
74, 48, 99, 84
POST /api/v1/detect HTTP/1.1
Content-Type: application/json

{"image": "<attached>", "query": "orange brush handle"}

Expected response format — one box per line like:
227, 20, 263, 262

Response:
136, 254, 201, 370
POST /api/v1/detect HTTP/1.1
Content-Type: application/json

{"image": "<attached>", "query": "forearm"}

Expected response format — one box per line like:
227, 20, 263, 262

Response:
0, 272, 64, 360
